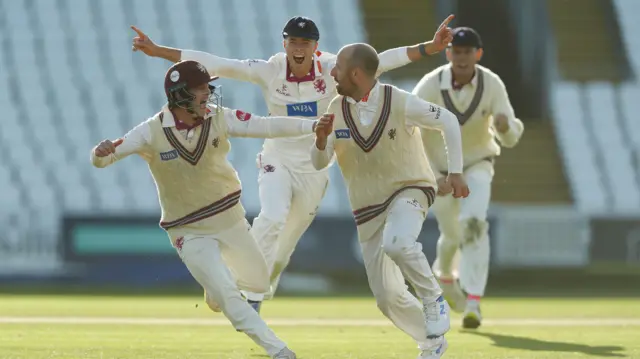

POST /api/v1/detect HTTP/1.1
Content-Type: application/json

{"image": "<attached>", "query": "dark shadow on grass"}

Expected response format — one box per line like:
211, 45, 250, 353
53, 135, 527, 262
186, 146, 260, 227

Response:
462, 330, 627, 357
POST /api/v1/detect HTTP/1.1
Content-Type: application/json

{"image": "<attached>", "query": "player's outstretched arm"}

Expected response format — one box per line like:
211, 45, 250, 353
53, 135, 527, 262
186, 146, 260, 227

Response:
490, 78, 524, 148
130, 26, 274, 85
377, 15, 455, 76
223, 108, 317, 139
310, 114, 335, 170
90, 121, 151, 168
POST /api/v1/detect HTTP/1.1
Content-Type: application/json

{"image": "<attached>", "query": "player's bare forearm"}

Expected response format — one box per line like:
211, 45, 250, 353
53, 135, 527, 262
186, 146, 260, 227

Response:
315, 137, 327, 151
154, 45, 181, 63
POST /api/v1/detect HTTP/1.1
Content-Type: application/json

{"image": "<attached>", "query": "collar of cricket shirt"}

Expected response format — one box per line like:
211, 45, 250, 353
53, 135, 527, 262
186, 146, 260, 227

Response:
346, 81, 381, 106
440, 63, 479, 91
161, 104, 215, 130
286, 51, 323, 83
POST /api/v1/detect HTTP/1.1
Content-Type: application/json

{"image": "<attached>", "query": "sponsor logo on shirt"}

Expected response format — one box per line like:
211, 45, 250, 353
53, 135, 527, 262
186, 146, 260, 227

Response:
159, 149, 179, 161
335, 128, 351, 139
287, 101, 318, 117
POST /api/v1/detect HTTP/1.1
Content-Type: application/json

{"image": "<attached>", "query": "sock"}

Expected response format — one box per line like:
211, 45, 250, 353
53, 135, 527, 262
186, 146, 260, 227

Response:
467, 294, 481, 302
439, 276, 454, 284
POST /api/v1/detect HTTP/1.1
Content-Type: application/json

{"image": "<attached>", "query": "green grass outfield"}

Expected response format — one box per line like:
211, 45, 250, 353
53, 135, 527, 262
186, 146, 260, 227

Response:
0, 295, 638, 358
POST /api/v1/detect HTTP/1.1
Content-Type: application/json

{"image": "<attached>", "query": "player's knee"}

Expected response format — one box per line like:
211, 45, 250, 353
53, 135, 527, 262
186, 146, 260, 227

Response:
460, 217, 489, 246
382, 234, 417, 261
205, 297, 222, 312
374, 291, 403, 316
254, 210, 289, 233
271, 259, 290, 279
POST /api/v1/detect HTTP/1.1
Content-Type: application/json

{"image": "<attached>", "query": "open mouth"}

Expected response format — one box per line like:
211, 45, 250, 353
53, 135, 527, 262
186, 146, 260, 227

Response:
199, 101, 207, 110
293, 55, 305, 64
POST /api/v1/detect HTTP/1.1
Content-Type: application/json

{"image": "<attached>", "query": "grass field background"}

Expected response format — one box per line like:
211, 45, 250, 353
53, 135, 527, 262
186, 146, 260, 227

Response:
0, 295, 638, 358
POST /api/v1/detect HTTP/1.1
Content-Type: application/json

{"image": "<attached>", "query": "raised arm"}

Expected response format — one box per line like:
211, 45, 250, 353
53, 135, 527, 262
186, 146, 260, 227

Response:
131, 26, 274, 85
490, 77, 524, 148
404, 94, 463, 176
91, 121, 151, 168
376, 15, 455, 76
223, 108, 317, 139
310, 114, 335, 170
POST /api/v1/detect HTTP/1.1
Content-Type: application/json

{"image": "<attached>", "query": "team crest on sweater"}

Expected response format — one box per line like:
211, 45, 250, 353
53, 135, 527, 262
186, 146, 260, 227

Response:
388, 128, 397, 140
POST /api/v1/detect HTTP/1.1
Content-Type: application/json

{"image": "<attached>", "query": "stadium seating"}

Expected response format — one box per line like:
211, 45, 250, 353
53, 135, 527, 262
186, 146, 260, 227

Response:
0, 0, 362, 248
550, 0, 640, 215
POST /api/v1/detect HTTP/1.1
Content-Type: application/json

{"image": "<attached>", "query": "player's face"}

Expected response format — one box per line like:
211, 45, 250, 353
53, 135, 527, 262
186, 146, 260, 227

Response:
330, 52, 356, 97
448, 46, 479, 77
284, 37, 317, 71
189, 83, 211, 118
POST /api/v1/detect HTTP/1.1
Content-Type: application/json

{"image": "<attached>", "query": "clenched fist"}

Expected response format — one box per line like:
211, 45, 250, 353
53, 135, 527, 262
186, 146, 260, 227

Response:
314, 114, 334, 150
447, 173, 470, 199
436, 177, 453, 196
493, 113, 510, 133
93, 138, 123, 158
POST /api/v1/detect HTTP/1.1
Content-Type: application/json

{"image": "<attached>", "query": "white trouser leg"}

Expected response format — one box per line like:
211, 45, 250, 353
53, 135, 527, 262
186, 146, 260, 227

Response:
457, 162, 493, 297
360, 196, 442, 349
381, 196, 441, 300
177, 224, 286, 356
431, 194, 462, 279
250, 156, 292, 291
267, 170, 329, 299
360, 226, 428, 347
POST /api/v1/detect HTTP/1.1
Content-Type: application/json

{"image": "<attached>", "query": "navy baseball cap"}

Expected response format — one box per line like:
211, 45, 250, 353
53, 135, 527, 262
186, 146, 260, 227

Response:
282, 16, 320, 41
449, 27, 483, 49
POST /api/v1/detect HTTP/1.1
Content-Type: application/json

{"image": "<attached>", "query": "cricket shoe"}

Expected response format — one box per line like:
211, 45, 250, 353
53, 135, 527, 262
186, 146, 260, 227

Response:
273, 347, 297, 359
418, 337, 448, 359
423, 295, 451, 338
462, 299, 482, 329
437, 276, 467, 313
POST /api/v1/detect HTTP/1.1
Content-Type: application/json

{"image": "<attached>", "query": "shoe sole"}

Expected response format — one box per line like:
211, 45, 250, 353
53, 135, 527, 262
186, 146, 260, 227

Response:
421, 337, 448, 358
462, 312, 481, 329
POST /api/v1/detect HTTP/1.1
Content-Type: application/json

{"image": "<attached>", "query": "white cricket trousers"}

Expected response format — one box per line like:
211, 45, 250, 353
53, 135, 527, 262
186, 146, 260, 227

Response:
176, 219, 287, 357
431, 161, 494, 297
249, 154, 328, 299
360, 195, 442, 350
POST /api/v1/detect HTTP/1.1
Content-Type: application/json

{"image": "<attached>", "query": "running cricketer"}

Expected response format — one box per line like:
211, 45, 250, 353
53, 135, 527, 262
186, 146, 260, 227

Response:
130, 15, 456, 312
412, 27, 524, 329
90, 60, 319, 359
311, 43, 469, 359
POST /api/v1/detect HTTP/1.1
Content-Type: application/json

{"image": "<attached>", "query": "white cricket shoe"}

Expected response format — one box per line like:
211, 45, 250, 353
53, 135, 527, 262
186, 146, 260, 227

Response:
418, 336, 448, 359
423, 296, 451, 338
437, 276, 466, 313
273, 347, 297, 359
462, 299, 482, 329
